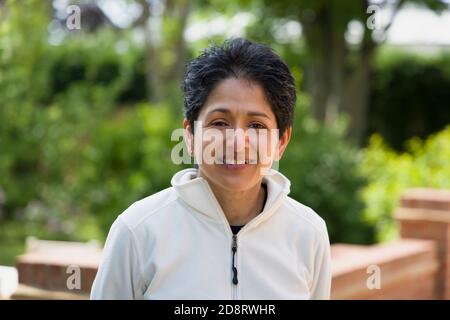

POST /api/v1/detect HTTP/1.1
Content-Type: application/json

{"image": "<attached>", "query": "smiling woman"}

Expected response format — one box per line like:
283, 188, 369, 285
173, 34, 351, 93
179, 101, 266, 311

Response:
90, 38, 332, 300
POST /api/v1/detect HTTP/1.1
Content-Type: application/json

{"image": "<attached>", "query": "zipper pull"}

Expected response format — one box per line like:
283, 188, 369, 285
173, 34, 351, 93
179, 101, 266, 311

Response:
232, 234, 238, 285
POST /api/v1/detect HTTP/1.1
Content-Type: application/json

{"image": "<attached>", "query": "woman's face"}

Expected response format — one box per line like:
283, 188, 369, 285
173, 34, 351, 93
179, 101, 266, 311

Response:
183, 77, 291, 193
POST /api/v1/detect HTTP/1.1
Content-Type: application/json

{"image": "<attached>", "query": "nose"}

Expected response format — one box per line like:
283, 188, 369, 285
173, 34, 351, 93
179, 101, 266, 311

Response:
235, 128, 246, 152
224, 127, 249, 161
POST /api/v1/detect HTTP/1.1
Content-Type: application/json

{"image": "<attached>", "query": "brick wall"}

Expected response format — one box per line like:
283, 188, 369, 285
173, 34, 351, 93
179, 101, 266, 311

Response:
331, 188, 450, 300
331, 240, 438, 299
14, 240, 101, 297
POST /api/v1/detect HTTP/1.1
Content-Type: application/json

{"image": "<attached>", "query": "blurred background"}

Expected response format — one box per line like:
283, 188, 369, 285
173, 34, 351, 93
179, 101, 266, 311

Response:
0, 0, 449, 299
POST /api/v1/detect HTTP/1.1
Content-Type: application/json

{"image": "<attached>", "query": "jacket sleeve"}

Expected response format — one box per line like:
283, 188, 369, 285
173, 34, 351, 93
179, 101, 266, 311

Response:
310, 221, 332, 300
90, 216, 145, 300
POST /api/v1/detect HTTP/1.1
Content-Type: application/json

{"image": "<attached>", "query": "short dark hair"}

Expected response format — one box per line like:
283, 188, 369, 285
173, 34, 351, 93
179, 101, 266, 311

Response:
183, 38, 297, 137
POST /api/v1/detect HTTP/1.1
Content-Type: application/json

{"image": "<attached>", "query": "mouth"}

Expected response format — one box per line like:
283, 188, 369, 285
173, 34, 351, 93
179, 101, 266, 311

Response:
216, 158, 256, 170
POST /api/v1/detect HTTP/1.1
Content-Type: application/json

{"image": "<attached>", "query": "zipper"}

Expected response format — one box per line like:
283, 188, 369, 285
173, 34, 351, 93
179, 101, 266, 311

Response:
199, 180, 284, 300
231, 233, 238, 299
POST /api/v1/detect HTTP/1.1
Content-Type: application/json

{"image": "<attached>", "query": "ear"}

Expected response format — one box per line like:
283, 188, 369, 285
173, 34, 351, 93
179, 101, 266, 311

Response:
275, 126, 292, 161
183, 118, 194, 156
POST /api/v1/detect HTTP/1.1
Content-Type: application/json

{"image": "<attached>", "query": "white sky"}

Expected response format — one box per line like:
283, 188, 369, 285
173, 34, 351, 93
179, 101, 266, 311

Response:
185, 2, 450, 46
53, 0, 450, 46
387, 4, 450, 45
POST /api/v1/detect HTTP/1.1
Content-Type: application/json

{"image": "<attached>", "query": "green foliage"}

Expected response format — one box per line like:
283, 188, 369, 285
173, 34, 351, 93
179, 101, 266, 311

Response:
0, 0, 155, 262
48, 28, 141, 103
360, 126, 450, 242
74, 104, 186, 235
281, 96, 375, 244
369, 48, 450, 150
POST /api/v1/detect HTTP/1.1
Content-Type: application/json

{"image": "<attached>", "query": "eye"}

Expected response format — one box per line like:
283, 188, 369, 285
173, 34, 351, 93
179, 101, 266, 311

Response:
249, 122, 267, 129
211, 120, 228, 127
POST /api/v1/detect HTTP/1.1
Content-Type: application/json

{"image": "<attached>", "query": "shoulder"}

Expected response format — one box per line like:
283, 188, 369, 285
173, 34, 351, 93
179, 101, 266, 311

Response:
116, 186, 179, 231
282, 196, 329, 241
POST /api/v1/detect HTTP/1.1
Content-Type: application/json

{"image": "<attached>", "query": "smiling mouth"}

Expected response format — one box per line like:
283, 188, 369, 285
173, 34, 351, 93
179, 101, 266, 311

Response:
216, 158, 257, 165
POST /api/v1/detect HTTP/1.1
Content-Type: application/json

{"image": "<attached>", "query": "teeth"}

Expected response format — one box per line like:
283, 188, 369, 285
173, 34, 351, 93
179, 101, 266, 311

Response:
220, 159, 249, 165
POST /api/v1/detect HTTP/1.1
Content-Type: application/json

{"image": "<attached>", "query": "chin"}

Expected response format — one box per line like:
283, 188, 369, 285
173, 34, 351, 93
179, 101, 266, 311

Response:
201, 165, 262, 192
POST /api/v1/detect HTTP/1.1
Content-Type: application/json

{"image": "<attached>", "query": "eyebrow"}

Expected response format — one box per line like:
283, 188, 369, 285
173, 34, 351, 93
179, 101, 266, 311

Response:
206, 107, 271, 120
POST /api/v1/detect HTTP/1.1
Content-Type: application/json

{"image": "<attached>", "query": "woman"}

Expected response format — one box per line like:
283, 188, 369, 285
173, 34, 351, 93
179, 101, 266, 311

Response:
91, 38, 331, 300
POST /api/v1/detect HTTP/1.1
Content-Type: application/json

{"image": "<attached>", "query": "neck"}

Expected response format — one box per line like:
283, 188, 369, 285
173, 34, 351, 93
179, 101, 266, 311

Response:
198, 171, 267, 226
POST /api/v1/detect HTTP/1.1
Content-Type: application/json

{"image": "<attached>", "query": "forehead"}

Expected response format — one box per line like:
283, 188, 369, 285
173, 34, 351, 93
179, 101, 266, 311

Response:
199, 78, 274, 118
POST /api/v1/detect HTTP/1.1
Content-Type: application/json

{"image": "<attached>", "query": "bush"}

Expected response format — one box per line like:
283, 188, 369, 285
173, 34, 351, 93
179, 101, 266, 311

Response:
281, 96, 375, 244
0, 1, 153, 238
369, 49, 450, 150
73, 103, 188, 236
360, 125, 450, 242
0, 1, 189, 253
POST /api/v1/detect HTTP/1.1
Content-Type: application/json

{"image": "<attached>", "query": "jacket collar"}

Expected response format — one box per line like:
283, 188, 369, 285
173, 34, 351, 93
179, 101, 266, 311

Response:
170, 168, 291, 227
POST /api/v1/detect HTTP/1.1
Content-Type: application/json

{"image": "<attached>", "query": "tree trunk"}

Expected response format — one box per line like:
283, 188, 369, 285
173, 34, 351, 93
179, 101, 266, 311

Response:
299, 1, 376, 146
136, 0, 191, 104
300, 6, 332, 123
167, 0, 191, 82
341, 44, 374, 145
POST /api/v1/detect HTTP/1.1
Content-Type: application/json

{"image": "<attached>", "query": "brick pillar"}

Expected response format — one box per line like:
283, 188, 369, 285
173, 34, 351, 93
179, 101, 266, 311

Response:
395, 188, 450, 300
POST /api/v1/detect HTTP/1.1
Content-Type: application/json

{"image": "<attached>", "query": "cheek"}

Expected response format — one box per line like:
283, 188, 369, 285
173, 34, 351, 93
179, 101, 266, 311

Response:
194, 128, 226, 163
249, 130, 279, 164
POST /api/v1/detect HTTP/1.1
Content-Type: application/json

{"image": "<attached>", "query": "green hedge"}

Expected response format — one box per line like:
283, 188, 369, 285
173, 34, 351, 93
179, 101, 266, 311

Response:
281, 96, 375, 244
368, 49, 450, 150
73, 104, 187, 235
360, 125, 450, 242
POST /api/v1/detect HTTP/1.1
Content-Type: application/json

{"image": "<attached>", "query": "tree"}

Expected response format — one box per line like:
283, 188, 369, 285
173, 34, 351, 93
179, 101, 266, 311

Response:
242, 0, 448, 145
131, 0, 192, 103
50, 0, 192, 104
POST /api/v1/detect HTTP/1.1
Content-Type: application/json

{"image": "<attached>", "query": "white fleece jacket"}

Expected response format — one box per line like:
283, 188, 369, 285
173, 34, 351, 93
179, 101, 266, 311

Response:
90, 168, 332, 300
